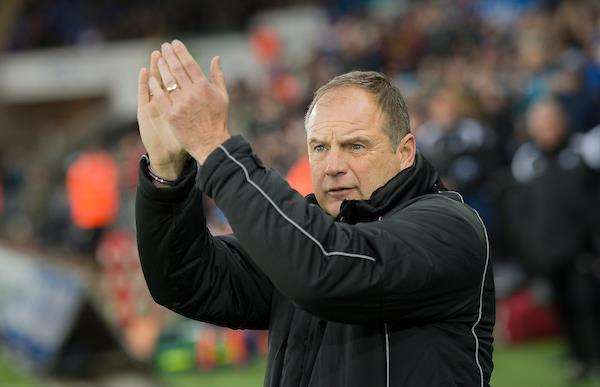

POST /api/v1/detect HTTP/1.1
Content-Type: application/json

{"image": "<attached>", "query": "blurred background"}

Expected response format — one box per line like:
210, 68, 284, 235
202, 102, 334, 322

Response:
0, 0, 599, 386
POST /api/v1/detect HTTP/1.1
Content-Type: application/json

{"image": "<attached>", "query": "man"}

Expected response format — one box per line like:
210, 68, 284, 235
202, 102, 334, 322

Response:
508, 99, 600, 380
416, 87, 500, 205
135, 40, 494, 386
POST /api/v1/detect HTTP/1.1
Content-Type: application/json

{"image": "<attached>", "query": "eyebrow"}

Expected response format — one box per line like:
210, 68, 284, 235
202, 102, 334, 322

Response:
340, 135, 372, 144
308, 135, 372, 145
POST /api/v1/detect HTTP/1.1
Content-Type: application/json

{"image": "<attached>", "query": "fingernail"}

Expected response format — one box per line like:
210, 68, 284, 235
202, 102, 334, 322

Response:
172, 39, 182, 46
161, 42, 170, 50
158, 58, 165, 66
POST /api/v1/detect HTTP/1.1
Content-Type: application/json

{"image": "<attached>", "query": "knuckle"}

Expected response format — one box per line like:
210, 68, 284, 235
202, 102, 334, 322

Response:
171, 61, 183, 72
171, 104, 184, 117
187, 93, 200, 104
149, 87, 160, 97
182, 59, 195, 69
164, 111, 176, 123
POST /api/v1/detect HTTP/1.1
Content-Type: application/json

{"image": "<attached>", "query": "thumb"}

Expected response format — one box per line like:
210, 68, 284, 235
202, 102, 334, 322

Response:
138, 67, 150, 107
210, 56, 228, 96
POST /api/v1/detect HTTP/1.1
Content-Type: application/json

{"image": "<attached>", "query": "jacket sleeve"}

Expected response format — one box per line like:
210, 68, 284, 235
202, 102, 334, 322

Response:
135, 156, 273, 329
197, 136, 489, 325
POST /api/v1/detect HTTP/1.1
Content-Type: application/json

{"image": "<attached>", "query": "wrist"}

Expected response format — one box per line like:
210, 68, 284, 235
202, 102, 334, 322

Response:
191, 135, 231, 165
142, 153, 194, 188
148, 153, 190, 180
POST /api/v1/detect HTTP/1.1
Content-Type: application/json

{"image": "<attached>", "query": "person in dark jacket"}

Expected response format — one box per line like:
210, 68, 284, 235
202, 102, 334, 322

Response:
507, 99, 600, 380
135, 40, 494, 386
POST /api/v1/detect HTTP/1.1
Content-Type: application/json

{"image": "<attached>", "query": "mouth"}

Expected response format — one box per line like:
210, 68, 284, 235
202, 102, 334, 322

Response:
326, 187, 356, 199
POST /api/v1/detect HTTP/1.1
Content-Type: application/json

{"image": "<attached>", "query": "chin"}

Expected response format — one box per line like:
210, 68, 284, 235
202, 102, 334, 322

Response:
325, 202, 342, 217
315, 194, 343, 217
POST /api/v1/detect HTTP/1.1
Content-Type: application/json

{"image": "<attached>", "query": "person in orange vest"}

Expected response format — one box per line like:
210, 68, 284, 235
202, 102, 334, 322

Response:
66, 149, 119, 253
286, 155, 312, 197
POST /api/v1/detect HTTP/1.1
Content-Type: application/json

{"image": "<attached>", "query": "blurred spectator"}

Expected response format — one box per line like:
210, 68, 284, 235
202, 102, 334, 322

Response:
66, 149, 119, 254
415, 86, 501, 221
7, 0, 306, 51
506, 98, 600, 380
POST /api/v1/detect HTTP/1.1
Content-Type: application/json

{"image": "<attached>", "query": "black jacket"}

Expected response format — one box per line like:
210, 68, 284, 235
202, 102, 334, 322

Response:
507, 140, 596, 275
136, 135, 494, 386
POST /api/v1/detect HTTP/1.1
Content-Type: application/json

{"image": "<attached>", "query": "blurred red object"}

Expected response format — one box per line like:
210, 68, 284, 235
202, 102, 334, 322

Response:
498, 289, 562, 345
66, 151, 119, 229
250, 25, 281, 64
224, 330, 248, 364
197, 329, 218, 370
272, 73, 301, 104
97, 229, 165, 360
286, 155, 312, 196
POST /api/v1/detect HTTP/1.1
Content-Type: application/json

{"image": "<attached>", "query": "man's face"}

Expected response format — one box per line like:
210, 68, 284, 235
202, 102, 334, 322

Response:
306, 86, 413, 217
527, 102, 567, 152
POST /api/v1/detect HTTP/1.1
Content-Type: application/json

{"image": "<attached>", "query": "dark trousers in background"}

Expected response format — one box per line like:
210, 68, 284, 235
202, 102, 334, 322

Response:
552, 255, 600, 367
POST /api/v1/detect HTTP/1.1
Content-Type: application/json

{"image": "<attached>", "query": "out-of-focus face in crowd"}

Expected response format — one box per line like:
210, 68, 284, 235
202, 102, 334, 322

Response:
306, 86, 414, 217
526, 99, 568, 152
428, 88, 462, 130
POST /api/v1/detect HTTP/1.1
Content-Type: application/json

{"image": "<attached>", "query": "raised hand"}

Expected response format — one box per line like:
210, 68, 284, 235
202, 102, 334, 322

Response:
149, 40, 231, 165
137, 50, 188, 180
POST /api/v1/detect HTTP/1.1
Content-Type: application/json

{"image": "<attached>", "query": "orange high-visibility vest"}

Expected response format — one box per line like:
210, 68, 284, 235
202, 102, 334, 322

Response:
286, 155, 313, 197
66, 151, 119, 229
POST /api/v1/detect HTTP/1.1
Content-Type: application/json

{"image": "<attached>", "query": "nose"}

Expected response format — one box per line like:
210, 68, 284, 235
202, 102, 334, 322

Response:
324, 149, 347, 177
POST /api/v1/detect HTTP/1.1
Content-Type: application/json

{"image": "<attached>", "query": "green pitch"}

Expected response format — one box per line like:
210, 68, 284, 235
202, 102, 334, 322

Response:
2, 340, 600, 386
163, 340, 600, 387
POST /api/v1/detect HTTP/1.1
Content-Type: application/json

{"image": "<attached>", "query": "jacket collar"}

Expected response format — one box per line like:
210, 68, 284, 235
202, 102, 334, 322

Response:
306, 153, 444, 222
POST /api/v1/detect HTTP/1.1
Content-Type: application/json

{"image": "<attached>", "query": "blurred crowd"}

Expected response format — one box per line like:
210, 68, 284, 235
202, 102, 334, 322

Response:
4, 0, 305, 50
1, 0, 599, 380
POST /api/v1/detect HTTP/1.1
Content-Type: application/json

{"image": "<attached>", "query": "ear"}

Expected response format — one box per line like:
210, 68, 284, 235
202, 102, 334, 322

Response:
395, 133, 416, 170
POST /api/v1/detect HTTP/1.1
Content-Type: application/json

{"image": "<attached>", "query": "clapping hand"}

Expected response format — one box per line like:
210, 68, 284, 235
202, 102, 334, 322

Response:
145, 40, 231, 166
137, 50, 189, 180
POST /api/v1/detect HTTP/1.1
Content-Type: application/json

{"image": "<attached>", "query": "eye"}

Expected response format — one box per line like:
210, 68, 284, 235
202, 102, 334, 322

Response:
313, 144, 326, 152
350, 143, 364, 151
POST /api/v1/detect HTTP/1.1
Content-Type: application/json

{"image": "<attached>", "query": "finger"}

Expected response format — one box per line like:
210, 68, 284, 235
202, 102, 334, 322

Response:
157, 57, 179, 94
161, 42, 192, 88
138, 68, 150, 106
172, 39, 206, 83
210, 56, 227, 95
150, 50, 163, 89
148, 76, 171, 112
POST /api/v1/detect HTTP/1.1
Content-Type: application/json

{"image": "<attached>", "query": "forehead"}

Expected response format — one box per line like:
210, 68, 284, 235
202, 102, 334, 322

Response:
528, 102, 563, 123
306, 86, 385, 139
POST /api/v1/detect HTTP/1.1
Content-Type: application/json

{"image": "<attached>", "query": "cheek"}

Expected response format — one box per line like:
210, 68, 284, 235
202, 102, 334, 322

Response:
351, 158, 386, 196
310, 166, 323, 190
348, 162, 372, 195
310, 165, 328, 201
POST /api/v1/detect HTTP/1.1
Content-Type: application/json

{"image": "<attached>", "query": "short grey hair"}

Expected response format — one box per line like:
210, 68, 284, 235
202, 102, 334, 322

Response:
305, 71, 411, 149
